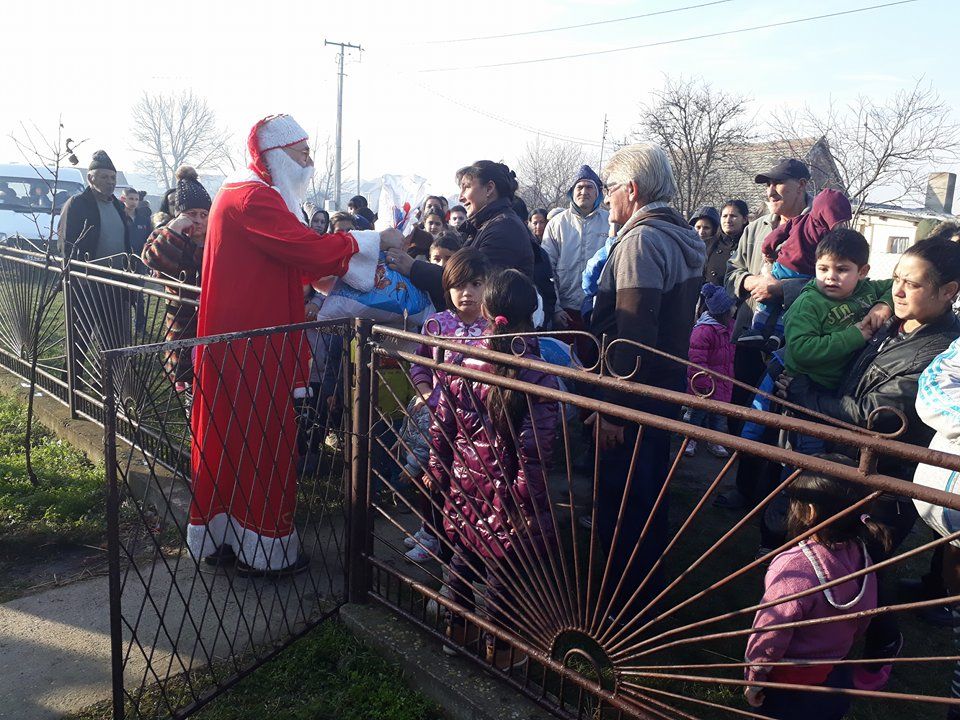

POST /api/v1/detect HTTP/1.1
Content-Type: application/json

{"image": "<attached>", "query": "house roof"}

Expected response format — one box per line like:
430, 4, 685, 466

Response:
860, 202, 956, 223
714, 136, 843, 216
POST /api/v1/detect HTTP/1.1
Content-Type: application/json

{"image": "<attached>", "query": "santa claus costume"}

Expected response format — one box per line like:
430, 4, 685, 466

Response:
188, 115, 380, 575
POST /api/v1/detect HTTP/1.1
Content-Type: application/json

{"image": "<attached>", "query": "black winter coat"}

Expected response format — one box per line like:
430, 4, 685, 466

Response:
57, 186, 131, 260
790, 309, 960, 479
409, 197, 535, 306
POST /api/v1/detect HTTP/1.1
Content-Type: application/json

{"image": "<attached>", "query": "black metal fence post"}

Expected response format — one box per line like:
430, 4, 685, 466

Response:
61, 257, 79, 418
346, 318, 373, 603
101, 350, 125, 720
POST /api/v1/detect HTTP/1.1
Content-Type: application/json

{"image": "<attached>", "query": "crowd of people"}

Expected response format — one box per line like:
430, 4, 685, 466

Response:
52, 112, 960, 718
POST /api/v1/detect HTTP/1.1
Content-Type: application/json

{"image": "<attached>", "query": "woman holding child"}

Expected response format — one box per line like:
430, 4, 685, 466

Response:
783, 235, 960, 691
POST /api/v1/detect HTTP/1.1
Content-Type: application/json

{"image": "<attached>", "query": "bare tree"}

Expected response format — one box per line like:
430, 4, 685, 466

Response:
306, 136, 353, 209
768, 80, 960, 219
515, 138, 588, 211
8, 120, 89, 486
130, 91, 235, 188
634, 76, 753, 218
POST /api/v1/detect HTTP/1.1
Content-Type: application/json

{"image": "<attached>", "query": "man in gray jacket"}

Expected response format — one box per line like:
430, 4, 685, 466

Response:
718, 158, 811, 509
588, 143, 704, 615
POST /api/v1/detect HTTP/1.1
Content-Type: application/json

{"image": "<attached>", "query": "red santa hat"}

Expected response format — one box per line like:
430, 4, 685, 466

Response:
247, 114, 308, 184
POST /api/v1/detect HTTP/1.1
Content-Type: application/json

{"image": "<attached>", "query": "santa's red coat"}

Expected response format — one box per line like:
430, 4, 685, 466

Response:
188, 178, 358, 567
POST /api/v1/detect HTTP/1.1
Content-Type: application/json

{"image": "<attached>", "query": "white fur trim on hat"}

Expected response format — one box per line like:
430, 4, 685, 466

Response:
256, 114, 308, 152
341, 230, 381, 292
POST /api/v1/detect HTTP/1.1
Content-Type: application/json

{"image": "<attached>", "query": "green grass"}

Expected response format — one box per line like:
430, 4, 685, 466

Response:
0, 392, 105, 546
67, 620, 441, 720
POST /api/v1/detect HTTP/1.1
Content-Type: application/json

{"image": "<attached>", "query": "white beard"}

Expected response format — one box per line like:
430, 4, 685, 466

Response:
263, 148, 314, 220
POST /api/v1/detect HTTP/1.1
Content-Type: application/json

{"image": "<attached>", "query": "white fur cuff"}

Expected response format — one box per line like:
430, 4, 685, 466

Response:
342, 230, 381, 292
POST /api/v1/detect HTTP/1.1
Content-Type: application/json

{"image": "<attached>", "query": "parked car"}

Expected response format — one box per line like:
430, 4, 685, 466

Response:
0, 163, 86, 249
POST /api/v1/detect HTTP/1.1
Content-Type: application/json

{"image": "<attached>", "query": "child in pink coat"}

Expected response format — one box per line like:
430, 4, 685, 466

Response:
683, 283, 736, 458
744, 466, 889, 719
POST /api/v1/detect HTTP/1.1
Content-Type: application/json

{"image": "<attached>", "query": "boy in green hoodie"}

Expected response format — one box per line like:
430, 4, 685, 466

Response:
783, 228, 893, 391
740, 228, 892, 450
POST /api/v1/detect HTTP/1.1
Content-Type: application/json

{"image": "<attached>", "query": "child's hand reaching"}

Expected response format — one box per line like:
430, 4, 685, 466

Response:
856, 318, 877, 341
744, 686, 764, 707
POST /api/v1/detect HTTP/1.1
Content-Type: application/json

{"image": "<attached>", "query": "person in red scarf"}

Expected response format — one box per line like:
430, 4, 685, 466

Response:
189, 114, 401, 577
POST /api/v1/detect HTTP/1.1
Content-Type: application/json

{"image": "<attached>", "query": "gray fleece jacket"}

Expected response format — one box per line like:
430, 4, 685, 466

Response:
590, 203, 705, 418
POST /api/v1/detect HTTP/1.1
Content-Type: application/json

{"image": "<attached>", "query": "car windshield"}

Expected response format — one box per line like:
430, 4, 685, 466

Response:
0, 176, 83, 213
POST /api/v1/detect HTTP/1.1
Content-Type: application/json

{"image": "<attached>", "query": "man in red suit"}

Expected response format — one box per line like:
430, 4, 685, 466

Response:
188, 114, 400, 577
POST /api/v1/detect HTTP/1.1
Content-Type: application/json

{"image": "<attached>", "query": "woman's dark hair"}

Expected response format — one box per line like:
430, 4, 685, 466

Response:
160, 188, 177, 216
310, 208, 330, 226
529, 208, 548, 221
431, 230, 462, 254
483, 269, 538, 437
441, 247, 488, 311
925, 220, 960, 243
786, 457, 891, 553
902, 236, 960, 288
512, 196, 529, 220
722, 199, 749, 218
455, 160, 519, 201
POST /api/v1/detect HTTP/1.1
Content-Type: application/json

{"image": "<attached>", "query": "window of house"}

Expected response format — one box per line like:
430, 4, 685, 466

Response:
887, 236, 911, 254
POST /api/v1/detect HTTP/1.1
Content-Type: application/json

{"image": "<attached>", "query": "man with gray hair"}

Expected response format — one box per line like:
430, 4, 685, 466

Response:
587, 142, 705, 614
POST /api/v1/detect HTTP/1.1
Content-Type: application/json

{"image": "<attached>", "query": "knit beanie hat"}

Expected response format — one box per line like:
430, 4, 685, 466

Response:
175, 166, 211, 213
701, 283, 735, 316
89, 150, 116, 172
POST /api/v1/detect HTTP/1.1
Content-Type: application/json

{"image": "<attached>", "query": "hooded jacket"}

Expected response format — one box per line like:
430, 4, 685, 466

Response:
542, 165, 609, 310
687, 313, 735, 403
745, 539, 876, 685
762, 189, 852, 277
428, 338, 559, 559
590, 203, 705, 417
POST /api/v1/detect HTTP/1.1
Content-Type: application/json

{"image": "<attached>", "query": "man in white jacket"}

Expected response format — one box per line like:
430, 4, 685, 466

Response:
542, 164, 609, 331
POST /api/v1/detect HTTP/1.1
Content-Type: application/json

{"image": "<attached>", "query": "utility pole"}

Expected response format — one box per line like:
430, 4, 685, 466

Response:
357, 139, 361, 200
324, 39, 362, 209
598, 114, 609, 169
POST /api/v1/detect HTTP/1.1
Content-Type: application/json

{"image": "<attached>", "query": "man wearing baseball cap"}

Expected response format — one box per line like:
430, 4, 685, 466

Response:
716, 157, 811, 510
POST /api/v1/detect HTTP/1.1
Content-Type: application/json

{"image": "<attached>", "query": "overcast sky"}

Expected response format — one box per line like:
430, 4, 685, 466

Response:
4, 0, 958, 203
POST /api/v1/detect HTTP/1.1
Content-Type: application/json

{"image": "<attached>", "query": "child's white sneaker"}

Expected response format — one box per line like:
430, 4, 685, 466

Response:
404, 534, 440, 562
707, 443, 730, 458
403, 526, 432, 549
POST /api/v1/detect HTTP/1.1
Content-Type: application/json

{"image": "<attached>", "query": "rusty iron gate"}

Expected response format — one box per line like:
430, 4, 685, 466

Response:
357, 322, 960, 720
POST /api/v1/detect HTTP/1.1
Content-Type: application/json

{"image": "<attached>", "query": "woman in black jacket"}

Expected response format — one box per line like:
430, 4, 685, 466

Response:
784, 236, 960, 688
385, 160, 534, 309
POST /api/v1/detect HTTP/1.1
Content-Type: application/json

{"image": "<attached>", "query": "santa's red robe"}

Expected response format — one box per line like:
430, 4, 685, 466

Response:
188, 173, 379, 570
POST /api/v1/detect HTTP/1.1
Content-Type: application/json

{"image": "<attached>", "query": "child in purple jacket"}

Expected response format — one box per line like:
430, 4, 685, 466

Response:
402, 249, 489, 562
745, 465, 889, 719
683, 283, 736, 458
429, 269, 559, 670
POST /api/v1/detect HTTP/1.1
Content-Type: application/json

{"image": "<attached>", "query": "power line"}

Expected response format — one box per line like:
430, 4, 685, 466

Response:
413, 80, 603, 147
417, 0, 917, 73
426, 0, 734, 44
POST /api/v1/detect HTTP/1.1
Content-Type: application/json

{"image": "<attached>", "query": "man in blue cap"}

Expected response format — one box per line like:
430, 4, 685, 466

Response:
542, 164, 609, 333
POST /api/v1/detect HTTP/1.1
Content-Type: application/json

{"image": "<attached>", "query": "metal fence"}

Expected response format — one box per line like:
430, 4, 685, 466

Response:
359, 323, 960, 720
0, 244, 200, 471
101, 319, 355, 719
6, 243, 960, 719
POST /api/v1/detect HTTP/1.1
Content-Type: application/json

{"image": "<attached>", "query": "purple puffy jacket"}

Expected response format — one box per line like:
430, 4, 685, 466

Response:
686, 313, 735, 404
428, 339, 559, 559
